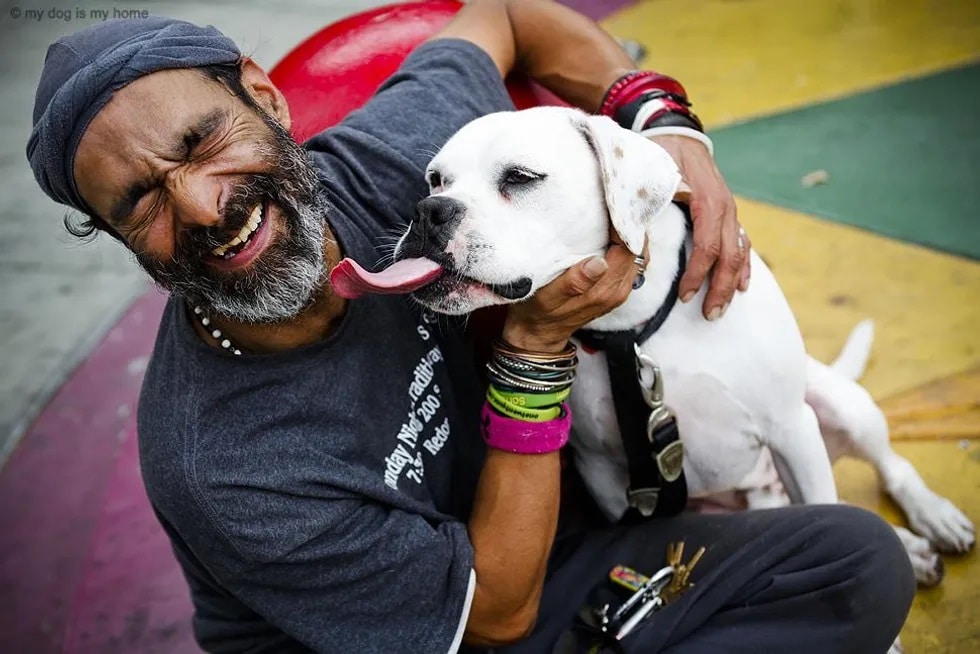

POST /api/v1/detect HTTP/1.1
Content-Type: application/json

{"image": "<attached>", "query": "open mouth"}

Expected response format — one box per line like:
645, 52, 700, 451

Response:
211, 202, 264, 258
205, 201, 271, 268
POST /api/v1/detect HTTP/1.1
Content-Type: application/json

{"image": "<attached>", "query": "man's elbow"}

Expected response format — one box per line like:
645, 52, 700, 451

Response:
463, 604, 538, 647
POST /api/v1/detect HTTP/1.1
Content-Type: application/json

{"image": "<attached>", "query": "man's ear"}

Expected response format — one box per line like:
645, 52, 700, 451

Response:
239, 57, 291, 130
577, 114, 682, 255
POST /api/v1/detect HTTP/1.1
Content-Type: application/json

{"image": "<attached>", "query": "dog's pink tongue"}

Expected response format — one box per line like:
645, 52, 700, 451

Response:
330, 257, 443, 299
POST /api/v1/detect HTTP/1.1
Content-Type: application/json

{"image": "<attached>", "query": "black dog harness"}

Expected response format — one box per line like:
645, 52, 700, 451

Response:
575, 209, 692, 520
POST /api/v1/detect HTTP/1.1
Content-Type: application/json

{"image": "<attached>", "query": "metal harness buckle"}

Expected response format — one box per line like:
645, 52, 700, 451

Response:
630, 344, 685, 502
627, 488, 660, 517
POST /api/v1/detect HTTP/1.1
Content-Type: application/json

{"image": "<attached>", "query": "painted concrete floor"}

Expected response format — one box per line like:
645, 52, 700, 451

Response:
0, 0, 977, 652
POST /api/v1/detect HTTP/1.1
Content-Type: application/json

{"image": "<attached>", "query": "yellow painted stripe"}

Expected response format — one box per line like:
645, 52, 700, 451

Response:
743, 196, 980, 648
735, 196, 980, 400
600, 4, 980, 648
883, 364, 980, 441
602, 0, 980, 127
834, 438, 979, 654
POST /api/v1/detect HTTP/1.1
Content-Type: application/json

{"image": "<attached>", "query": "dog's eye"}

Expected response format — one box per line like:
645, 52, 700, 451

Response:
427, 171, 443, 190
502, 168, 543, 186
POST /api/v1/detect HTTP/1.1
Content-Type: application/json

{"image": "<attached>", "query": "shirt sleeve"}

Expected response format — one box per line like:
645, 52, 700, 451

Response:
304, 38, 516, 235
194, 489, 477, 653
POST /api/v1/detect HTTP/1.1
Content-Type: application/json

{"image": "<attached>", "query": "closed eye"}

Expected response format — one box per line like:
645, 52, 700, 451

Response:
498, 166, 546, 194
426, 170, 443, 191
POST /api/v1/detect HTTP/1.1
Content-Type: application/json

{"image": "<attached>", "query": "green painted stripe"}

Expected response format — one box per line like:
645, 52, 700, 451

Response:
711, 64, 980, 260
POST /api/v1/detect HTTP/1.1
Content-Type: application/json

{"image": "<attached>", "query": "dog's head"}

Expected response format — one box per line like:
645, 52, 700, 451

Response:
394, 106, 682, 314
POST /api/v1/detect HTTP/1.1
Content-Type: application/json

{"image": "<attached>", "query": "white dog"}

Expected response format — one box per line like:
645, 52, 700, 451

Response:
344, 106, 974, 588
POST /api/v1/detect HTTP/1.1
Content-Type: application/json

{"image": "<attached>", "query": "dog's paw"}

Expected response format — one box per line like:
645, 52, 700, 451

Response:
906, 491, 975, 554
894, 526, 944, 587
888, 636, 904, 654
744, 484, 790, 510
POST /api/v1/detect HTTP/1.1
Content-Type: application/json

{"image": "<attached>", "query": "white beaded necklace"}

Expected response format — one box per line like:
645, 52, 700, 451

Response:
192, 305, 242, 356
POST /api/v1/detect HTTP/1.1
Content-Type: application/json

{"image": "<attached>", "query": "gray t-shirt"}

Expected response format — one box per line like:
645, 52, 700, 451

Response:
138, 39, 515, 653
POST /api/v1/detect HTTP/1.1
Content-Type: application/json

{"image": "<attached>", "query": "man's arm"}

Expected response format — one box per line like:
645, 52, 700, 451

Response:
432, 0, 632, 111
433, 0, 750, 321
463, 247, 639, 647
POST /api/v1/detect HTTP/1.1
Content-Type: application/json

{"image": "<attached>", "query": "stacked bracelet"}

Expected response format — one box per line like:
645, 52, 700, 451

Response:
481, 339, 577, 454
599, 70, 708, 143
486, 339, 578, 394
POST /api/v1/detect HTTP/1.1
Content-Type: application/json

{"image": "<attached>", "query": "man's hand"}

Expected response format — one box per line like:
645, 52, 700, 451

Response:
502, 242, 646, 353
650, 134, 751, 320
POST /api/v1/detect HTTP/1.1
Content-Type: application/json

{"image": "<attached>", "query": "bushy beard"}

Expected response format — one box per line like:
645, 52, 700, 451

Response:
134, 112, 328, 324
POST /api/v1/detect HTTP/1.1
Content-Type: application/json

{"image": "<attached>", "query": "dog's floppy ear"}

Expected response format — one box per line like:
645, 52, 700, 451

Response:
578, 115, 683, 255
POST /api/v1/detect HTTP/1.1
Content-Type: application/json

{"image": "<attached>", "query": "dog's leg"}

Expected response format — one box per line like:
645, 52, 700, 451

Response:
894, 525, 945, 587
807, 356, 975, 552
741, 448, 791, 509
766, 403, 839, 505
806, 356, 975, 576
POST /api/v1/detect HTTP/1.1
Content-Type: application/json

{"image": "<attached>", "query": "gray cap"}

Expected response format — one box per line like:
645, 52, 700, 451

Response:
26, 16, 241, 216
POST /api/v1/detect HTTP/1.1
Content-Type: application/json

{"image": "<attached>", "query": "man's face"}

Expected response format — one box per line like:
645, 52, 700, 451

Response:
73, 63, 327, 323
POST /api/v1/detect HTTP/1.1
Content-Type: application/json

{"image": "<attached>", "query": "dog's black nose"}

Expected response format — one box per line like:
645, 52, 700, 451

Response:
416, 196, 463, 226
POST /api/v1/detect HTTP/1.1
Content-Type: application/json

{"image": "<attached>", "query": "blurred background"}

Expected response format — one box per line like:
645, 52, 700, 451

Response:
0, 0, 976, 652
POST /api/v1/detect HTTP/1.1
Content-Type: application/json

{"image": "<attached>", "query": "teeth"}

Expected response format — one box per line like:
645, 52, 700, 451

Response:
212, 204, 264, 257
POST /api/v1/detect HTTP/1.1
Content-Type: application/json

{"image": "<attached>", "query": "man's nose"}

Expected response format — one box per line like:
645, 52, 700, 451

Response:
167, 170, 225, 229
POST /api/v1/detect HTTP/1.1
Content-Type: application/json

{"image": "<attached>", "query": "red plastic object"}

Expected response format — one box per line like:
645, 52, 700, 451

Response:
268, 0, 563, 143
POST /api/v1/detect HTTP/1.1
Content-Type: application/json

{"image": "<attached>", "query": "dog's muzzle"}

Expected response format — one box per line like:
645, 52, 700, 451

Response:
402, 196, 465, 261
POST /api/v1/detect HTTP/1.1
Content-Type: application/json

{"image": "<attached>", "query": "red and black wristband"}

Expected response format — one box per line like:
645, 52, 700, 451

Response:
599, 71, 703, 133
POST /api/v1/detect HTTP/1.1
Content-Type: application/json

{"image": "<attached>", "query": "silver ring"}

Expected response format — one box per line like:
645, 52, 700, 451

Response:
633, 255, 646, 268
737, 226, 747, 250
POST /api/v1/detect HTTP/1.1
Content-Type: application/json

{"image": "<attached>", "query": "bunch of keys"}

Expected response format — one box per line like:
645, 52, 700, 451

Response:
593, 541, 707, 642
662, 541, 706, 602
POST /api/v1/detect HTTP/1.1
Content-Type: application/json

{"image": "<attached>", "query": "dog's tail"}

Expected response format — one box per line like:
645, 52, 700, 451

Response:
829, 319, 875, 381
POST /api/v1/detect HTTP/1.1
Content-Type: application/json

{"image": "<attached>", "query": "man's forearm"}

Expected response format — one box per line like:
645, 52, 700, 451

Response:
504, 0, 634, 112
436, 0, 635, 113
464, 449, 561, 646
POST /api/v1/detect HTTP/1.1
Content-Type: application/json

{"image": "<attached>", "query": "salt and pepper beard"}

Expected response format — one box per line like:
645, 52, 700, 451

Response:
133, 111, 329, 324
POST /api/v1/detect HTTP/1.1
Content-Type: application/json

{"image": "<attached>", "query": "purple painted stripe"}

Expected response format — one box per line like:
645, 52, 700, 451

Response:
560, 0, 639, 21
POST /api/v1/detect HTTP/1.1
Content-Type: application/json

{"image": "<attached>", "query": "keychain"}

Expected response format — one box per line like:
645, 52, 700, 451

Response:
579, 541, 708, 653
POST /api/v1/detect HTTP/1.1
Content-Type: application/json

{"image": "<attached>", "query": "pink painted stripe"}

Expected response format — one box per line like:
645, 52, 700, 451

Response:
0, 290, 197, 653
63, 407, 200, 654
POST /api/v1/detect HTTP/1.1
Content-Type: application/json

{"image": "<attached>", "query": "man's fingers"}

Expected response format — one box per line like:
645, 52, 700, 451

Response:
548, 255, 607, 301
598, 243, 642, 306
702, 206, 746, 319
738, 231, 752, 291
679, 198, 722, 303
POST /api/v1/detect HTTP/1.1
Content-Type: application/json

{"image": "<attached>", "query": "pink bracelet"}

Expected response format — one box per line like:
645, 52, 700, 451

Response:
479, 402, 572, 454
599, 70, 689, 118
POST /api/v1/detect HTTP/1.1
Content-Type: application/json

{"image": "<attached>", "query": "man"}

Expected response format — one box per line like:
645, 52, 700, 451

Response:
27, 1, 913, 652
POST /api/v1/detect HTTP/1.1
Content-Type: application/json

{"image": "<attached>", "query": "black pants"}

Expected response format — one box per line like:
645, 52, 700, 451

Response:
492, 478, 915, 654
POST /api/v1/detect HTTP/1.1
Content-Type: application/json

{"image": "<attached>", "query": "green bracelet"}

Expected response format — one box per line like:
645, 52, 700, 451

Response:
486, 388, 563, 422
489, 384, 570, 409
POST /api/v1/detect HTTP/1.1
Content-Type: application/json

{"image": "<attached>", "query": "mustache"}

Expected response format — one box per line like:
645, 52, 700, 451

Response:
178, 174, 279, 257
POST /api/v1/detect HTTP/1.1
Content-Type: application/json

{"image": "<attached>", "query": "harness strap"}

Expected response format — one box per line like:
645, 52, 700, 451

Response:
574, 206, 692, 520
